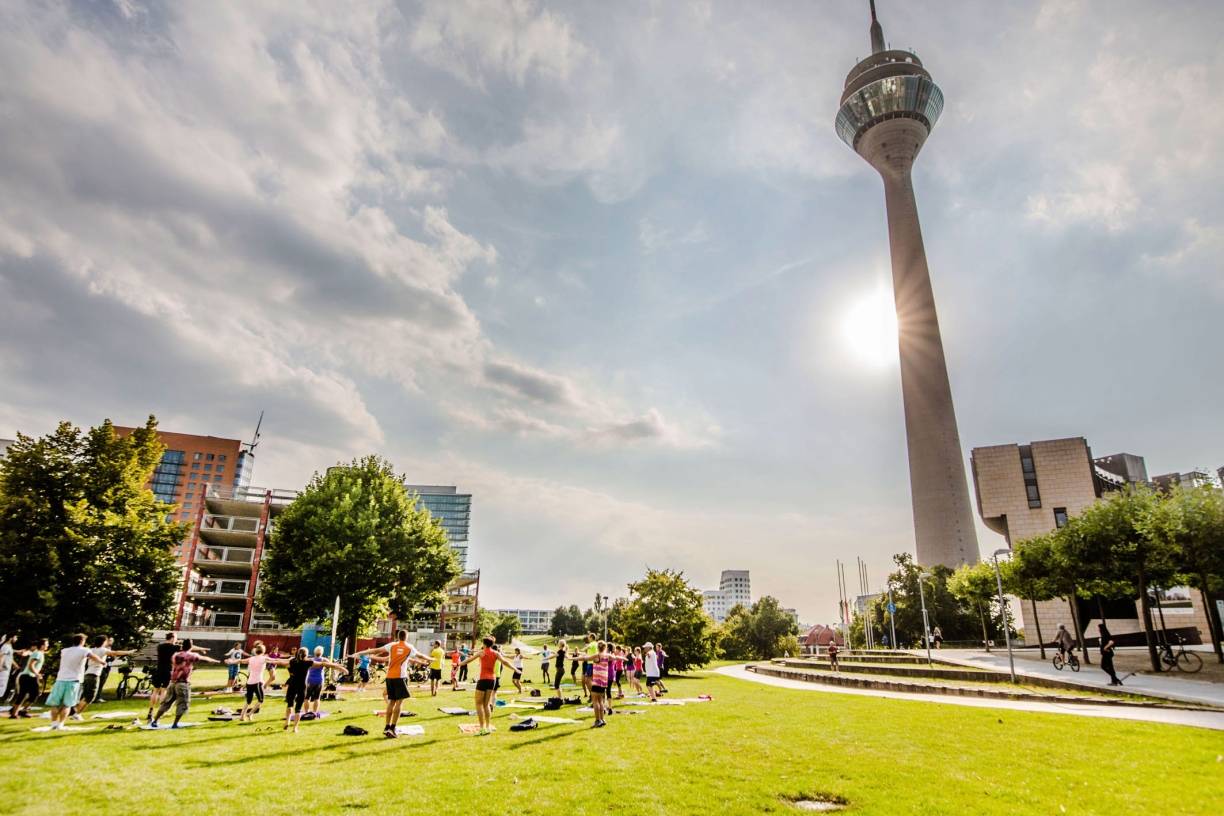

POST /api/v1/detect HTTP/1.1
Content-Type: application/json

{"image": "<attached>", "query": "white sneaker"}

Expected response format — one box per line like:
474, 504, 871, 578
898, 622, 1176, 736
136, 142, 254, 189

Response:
70, 713, 83, 721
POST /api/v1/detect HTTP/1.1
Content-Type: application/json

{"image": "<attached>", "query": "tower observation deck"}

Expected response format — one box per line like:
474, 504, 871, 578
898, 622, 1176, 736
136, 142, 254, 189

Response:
835, 2, 979, 568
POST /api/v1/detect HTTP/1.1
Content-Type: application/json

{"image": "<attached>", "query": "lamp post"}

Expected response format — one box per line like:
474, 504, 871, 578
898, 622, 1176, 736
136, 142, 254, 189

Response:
991, 549, 1017, 683
917, 572, 932, 666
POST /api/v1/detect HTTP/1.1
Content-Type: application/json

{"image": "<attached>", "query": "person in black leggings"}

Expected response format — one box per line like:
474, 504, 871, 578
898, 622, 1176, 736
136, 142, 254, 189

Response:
553, 640, 567, 692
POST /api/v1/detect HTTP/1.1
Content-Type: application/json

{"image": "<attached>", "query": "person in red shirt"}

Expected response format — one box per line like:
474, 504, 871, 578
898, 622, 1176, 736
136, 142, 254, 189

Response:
459, 637, 517, 736
150, 638, 221, 729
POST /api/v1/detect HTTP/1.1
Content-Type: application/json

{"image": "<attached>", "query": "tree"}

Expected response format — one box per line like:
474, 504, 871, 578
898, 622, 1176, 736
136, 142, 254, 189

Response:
862, 553, 979, 648
259, 457, 460, 663
1070, 485, 1177, 672
1144, 484, 1224, 664
475, 607, 500, 639
547, 604, 586, 636
491, 612, 522, 644
948, 561, 1005, 651
1004, 533, 1060, 659
719, 596, 800, 660
619, 568, 716, 671
0, 417, 183, 647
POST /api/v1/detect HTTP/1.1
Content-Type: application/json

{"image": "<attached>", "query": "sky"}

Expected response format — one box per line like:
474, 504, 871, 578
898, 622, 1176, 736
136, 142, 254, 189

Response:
2, 1, 1223, 625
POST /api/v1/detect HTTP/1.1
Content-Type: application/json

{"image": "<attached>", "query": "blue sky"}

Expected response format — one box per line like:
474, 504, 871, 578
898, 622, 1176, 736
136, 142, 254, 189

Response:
2, 1, 1222, 623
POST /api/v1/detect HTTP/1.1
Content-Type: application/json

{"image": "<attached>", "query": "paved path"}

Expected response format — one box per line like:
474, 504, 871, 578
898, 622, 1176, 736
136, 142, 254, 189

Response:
714, 663, 1224, 731
922, 649, 1224, 708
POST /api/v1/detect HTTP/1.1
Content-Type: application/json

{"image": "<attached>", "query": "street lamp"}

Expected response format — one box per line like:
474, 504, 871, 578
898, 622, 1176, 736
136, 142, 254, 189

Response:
917, 572, 933, 666
991, 548, 1017, 683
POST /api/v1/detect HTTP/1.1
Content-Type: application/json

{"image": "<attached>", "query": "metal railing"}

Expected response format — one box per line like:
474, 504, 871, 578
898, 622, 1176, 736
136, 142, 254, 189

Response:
206, 485, 298, 505
201, 514, 262, 534
195, 545, 255, 566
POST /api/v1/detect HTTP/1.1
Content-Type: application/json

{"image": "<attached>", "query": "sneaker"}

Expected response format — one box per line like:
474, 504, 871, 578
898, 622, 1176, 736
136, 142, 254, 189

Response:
593, 720, 606, 728
18, 710, 31, 719
70, 713, 83, 721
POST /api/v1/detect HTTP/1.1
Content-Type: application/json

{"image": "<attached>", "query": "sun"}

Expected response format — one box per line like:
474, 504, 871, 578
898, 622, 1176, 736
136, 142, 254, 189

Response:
840, 284, 898, 368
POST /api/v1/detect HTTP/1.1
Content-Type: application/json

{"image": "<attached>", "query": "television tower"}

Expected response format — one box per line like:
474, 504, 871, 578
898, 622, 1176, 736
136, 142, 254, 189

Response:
835, 1, 978, 567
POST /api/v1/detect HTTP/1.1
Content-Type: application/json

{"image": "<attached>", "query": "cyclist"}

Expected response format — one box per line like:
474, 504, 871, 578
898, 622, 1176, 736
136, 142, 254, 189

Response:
1054, 624, 1076, 664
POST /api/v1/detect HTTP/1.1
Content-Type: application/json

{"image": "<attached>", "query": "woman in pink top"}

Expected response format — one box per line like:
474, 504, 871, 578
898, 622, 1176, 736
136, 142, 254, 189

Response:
230, 643, 286, 722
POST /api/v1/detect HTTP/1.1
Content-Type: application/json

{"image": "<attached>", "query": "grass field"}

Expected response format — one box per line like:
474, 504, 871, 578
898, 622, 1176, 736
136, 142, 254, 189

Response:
2, 664, 1220, 816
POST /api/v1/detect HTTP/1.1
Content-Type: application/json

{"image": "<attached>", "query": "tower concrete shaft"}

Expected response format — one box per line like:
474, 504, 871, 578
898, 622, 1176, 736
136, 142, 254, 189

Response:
835, 4, 979, 567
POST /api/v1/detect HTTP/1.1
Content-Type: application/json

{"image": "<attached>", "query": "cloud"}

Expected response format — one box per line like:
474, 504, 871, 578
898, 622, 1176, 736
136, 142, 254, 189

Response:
481, 360, 583, 408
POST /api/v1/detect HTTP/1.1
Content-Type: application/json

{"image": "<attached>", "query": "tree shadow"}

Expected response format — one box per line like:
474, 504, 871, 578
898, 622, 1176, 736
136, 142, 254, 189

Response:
505, 726, 587, 750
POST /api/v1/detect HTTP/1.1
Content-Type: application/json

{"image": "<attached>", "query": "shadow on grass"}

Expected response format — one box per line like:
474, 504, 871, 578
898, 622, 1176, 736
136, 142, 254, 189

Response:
506, 726, 586, 750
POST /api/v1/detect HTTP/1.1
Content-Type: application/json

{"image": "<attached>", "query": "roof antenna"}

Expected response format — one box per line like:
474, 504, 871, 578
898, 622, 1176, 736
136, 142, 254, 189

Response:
869, 0, 885, 54
244, 410, 263, 454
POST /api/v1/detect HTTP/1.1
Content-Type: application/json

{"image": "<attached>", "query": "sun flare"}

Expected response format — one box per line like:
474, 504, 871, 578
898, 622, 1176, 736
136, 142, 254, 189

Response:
840, 285, 898, 368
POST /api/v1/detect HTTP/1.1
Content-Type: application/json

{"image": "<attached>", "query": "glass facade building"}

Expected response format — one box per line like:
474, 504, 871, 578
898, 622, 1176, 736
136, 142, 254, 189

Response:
405, 484, 472, 571
836, 73, 944, 150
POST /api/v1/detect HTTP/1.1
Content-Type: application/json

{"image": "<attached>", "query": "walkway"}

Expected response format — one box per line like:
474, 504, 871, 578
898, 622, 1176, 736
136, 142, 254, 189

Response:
714, 663, 1224, 731
925, 649, 1224, 708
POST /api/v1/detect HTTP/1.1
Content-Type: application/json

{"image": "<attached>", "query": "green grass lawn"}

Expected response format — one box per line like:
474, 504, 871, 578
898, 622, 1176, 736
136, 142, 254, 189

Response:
2, 666, 1220, 815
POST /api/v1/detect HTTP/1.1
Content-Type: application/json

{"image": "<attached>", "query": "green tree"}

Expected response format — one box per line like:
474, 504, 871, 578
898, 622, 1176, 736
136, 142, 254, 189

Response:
948, 561, 1003, 651
491, 612, 522, 644
1070, 485, 1177, 672
719, 597, 800, 660
548, 606, 570, 637
1144, 484, 1224, 664
259, 457, 460, 663
1003, 533, 1060, 659
475, 607, 500, 639
866, 554, 979, 648
619, 568, 716, 671
0, 417, 183, 647
718, 604, 754, 660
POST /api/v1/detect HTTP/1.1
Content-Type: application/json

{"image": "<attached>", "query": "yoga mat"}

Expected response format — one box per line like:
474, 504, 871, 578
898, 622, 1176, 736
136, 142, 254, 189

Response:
458, 723, 493, 734
395, 724, 425, 736
674, 697, 712, 703
140, 721, 202, 730
510, 714, 579, 725
91, 711, 145, 720
505, 702, 543, 709
31, 725, 96, 733
576, 706, 594, 713
439, 707, 475, 715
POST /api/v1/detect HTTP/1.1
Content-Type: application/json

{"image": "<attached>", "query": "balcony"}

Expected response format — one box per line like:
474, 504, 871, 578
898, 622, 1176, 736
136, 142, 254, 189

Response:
186, 578, 250, 605
194, 544, 256, 576
204, 485, 297, 519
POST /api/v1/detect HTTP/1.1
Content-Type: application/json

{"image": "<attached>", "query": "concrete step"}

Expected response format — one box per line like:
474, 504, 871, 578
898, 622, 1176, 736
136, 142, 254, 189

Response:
772, 658, 1005, 683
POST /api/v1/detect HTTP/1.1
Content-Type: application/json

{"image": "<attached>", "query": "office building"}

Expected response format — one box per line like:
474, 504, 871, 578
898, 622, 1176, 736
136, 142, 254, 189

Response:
971, 437, 1215, 645
405, 484, 472, 571
702, 570, 752, 622
496, 608, 552, 635
834, 2, 979, 568
0, 438, 13, 460
1152, 470, 1221, 492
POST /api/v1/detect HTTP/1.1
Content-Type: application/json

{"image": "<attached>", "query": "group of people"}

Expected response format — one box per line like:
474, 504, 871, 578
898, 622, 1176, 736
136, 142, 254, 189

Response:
3, 628, 679, 739
1054, 622, 1124, 685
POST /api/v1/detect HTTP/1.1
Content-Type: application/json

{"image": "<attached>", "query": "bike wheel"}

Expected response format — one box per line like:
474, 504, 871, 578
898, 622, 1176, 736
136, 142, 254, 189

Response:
116, 679, 129, 701
1069, 658, 1080, 673
1177, 651, 1203, 673
1052, 656, 1063, 671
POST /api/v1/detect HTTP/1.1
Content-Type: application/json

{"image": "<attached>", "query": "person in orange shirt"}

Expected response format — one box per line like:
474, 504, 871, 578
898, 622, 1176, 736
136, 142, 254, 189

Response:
351, 630, 430, 739
459, 636, 517, 736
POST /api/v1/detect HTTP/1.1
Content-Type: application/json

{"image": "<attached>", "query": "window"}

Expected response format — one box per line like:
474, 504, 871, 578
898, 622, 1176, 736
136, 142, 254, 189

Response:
1054, 508, 1069, 528
192, 462, 200, 470
185, 492, 194, 500
193, 452, 202, 461
216, 465, 225, 473
207, 453, 215, 461
218, 454, 227, 462
204, 464, 213, 471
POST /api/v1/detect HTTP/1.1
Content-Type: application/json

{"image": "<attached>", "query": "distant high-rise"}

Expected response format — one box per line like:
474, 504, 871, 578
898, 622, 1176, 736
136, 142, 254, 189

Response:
405, 484, 472, 571
835, 1, 978, 567
702, 570, 752, 622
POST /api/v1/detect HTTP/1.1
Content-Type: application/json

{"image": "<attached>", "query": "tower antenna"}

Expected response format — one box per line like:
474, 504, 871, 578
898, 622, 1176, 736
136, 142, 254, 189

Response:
868, 0, 885, 54
244, 410, 263, 454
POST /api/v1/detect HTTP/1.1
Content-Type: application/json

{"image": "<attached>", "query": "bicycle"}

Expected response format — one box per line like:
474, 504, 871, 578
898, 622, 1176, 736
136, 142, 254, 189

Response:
116, 665, 154, 700
1052, 649, 1080, 672
1159, 635, 1203, 673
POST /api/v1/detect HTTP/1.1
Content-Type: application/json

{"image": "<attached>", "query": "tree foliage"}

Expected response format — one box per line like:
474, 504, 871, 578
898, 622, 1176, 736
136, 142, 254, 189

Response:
548, 604, 586, 636
718, 596, 799, 660
947, 561, 1008, 651
491, 612, 522, 644
260, 457, 460, 657
0, 417, 183, 647
856, 553, 979, 648
619, 568, 716, 671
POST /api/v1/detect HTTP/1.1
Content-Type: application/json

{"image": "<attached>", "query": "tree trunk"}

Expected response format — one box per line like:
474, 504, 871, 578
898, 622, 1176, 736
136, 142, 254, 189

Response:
1067, 592, 1091, 665
1137, 566, 1161, 672
977, 601, 990, 651
1200, 580, 1223, 665
1030, 594, 1046, 660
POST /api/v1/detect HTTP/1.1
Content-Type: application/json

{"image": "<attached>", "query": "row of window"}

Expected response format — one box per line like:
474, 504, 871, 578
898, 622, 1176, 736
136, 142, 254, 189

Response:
193, 452, 227, 462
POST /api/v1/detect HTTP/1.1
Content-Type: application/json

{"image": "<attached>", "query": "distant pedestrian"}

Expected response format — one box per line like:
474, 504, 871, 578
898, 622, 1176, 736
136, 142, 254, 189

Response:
150, 638, 220, 729
932, 626, 943, 649
429, 640, 445, 697
826, 640, 840, 672
457, 643, 470, 683
7, 638, 47, 719
0, 633, 16, 702
224, 642, 247, 691
1098, 624, 1122, 686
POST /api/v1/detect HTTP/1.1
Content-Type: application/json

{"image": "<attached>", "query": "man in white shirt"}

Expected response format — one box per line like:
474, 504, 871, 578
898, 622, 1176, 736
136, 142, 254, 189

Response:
0, 634, 15, 700
643, 642, 661, 702
47, 634, 106, 730
75, 634, 135, 718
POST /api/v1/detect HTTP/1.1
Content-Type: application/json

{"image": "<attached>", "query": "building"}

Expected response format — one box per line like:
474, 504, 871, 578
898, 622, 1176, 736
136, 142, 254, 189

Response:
115, 426, 252, 537
702, 570, 752, 622
496, 608, 552, 635
971, 437, 1215, 646
0, 438, 14, 460
1152, 470, 1221, 492
405, 484, 472, 572
835, 2, 978, 568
